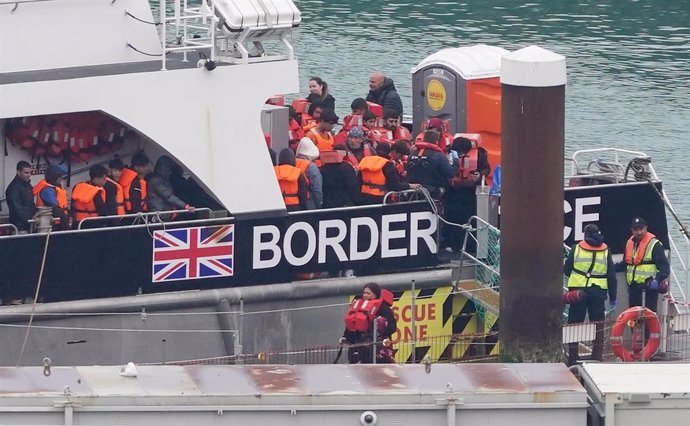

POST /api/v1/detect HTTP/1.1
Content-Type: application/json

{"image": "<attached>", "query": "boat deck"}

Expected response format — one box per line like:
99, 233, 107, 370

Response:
0, 52, 219, 86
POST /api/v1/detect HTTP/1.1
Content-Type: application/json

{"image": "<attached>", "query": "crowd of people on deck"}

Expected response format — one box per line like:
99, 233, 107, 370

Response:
5, 153, 219, 233
274, 72, 491, 252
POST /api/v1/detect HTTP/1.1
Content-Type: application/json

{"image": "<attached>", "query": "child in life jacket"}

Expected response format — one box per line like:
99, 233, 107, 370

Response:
340, 283, 396, 364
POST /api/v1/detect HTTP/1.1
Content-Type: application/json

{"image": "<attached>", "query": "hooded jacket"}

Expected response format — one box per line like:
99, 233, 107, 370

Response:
296, 138, 323, 209
564, 231, 617, 302
366, 77, 403, 117
146, 156, 188, 212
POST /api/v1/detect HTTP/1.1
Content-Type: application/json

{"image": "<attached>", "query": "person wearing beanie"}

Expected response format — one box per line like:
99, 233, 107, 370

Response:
414, 117, 453, 150
295, 137, 323, 209
564, 224, 618, 364
274, 148, 309, 211
358, 142, 420, 204
615, 217, 670, 313
343, 126, 374, 168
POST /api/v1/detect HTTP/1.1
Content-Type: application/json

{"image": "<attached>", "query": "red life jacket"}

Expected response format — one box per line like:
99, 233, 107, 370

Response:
343, 144, 373, 168
345, 298, 383, 332
367, 102, 383, 118
458, 148, 479, 179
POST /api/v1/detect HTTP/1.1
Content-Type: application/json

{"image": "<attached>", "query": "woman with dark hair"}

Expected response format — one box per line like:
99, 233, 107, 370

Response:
306, 76, 335, 111
340, 282, 397, 363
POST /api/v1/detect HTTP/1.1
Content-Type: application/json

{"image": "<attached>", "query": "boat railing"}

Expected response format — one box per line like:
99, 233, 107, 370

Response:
0, 223, 19, 235
77, 207, 214, 229
153, 0, 299, 69
567, 148, 659, 183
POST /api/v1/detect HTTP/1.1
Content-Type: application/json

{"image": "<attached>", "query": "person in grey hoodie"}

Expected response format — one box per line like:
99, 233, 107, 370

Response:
146, 156, 194, 215
295, 137, 323, 209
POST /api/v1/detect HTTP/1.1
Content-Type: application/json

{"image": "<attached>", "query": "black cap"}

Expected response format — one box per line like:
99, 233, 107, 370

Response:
583, 224, 600, 237
631, 217, 647, 228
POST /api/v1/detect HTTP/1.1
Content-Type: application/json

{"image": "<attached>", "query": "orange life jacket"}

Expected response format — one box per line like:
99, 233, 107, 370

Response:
414, 131, 453, 151
359, 155, 390, 197
308, 127, 335, 153
625, 232, 657, 265
295, 158, 312, 200
289, 118, 305, 142
414, 142, 445, 155
343, 144, 373, 168
106, 177, 125, 215
367, 102, 384, 118
72, 182, 105, 222
381, 126, 411, 141
344, 298, 383, 332
274, 165, 302, 206
458, 148, 479, 179
34, 180, 68, 223
119, 167, 147, 213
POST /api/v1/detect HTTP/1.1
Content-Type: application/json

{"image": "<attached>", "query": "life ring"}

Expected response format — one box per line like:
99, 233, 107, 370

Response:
610, 306, 661, 362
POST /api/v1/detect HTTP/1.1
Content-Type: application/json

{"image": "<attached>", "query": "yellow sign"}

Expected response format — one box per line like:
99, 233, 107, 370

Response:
426, 79, 446, 111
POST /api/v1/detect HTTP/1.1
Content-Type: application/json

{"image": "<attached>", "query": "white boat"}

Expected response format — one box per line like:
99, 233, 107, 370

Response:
0, 0, 686, 366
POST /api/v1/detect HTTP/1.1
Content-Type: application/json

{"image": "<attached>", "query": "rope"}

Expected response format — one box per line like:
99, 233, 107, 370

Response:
126, 42, 163, 57
124, 10, 161, 26
15, 228, 52, 366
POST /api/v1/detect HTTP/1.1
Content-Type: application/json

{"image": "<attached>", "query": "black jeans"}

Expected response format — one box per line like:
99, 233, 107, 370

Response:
628, 282, 659, 312
567, 285, 606, 363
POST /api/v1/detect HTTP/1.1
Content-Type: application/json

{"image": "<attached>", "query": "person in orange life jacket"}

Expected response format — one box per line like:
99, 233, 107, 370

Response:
301, 100, 325, 131
146, 155, 195, 217
320, 144, 362, 209
103, 157, 125, 219
288, 106, 305, 152
442, 136, 491, 253
37, 164, 71, 230
334, 98, 370, 145
340, 283, 397, 364
343, 126, 374, 168
563, 224, 617, 363
5, 161, 36, 233
406, 130, 457, 198
615, 217, 670, 312
306, 76, 335, 111
415, 118, 453, 151
306, 108, 338, 154
359, 142, 421, 205
120, 152, 150, 214
366, 71, 403, 117
295, 137, 323, 209
390, 140, 411, 179
275, 148, 309, 211
72, 164, 109, 227
382, 108, 411, 141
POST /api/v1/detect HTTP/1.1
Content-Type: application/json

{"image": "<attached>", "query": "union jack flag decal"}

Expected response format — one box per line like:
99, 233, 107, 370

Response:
152, 225, 234, 282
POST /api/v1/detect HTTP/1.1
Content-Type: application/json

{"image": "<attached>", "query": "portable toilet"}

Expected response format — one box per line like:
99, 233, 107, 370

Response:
411, 44, 509, 178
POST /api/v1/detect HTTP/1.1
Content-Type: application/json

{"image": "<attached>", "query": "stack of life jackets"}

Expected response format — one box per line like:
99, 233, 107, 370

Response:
71, 182, 105, 222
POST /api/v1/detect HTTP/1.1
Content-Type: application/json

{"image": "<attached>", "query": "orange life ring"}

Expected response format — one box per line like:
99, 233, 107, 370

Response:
610, 306, 661, 362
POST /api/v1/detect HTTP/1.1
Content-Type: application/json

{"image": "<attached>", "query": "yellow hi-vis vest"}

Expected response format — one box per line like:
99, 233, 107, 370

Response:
567, 242, 609, 289
625, 236, 659, 285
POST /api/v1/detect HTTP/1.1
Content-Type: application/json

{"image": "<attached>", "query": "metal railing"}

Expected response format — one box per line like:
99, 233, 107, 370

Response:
156, 0, 216, 71
0, 223, 19, 235
77, 207, 213, 229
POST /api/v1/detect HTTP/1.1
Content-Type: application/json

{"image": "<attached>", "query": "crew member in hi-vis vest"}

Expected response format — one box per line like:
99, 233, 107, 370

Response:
616, 217, 670, 313
564, 224, 617, 364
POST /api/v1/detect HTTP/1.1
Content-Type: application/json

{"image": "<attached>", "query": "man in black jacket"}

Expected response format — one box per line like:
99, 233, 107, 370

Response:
5, 161, 35, 233
366, 71, 403, 117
